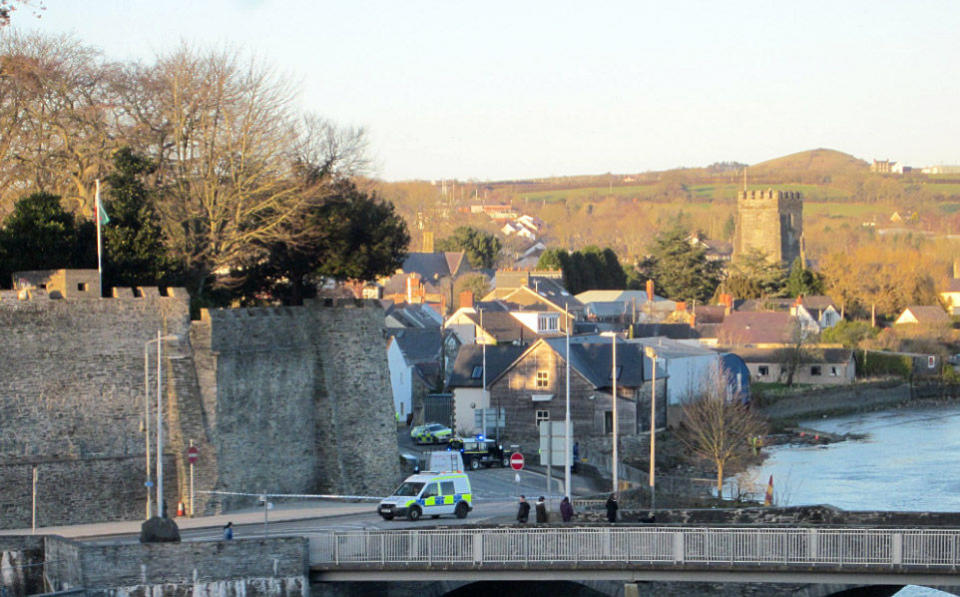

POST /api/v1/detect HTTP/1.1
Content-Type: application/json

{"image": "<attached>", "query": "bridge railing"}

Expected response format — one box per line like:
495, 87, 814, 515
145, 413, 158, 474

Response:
311, 526, 960, 570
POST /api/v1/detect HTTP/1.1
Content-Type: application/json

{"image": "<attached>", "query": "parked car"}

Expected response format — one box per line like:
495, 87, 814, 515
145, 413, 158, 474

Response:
413, 423, 453, 445
448, 437, 514, 470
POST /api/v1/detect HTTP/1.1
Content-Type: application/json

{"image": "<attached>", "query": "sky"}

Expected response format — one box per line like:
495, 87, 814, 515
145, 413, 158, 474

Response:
11, 0, 960, 181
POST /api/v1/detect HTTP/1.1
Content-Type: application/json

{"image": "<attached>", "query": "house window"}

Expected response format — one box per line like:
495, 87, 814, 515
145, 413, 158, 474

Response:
538, 314, 559, 332
604, 411, 613, 434
758, 366, 769, 376
77, 283, 88, 292
830, 367, 838, 376
536, 370, 549, 388
471, 366, 483, 379
811, 366, 822, 376
536, 410, 550, 426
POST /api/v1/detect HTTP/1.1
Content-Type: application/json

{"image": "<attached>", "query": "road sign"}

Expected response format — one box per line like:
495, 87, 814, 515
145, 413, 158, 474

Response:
187, 446, 199, 464
510, 452, 525, 471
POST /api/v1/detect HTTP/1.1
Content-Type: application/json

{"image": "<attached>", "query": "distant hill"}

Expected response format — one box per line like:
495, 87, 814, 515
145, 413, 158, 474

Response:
749, 148, 868, 181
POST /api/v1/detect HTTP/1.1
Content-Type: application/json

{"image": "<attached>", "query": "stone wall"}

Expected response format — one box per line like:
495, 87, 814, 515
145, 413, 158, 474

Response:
0, 288, 190, 527
758, 380, 910, 420
0, 289, 400, 529
490, 341, 666, 449
734, 189, 802, 265
44, 535, 308, 596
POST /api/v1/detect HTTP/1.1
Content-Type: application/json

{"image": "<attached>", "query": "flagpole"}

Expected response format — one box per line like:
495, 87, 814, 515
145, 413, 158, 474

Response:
95, 179, 103, 298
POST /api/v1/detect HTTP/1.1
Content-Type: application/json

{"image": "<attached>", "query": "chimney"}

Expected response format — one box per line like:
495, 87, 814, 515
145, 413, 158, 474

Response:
646, 279, 655, 302
460, 290, 474, 310
676, 301, 687, 313
719, 293, 733, 315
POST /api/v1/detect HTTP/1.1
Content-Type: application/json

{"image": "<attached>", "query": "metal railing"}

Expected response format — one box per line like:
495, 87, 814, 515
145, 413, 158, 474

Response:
311, 526, 960, 570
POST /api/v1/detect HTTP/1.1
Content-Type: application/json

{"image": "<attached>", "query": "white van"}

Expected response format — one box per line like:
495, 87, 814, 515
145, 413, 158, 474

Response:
377, 472, 472, 521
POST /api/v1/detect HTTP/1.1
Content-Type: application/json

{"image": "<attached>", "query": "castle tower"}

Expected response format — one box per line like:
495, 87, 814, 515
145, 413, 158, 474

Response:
734, 189, 803, 266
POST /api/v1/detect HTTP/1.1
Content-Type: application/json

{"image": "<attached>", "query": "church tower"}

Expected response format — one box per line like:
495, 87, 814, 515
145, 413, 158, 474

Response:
734, 189, 803, 266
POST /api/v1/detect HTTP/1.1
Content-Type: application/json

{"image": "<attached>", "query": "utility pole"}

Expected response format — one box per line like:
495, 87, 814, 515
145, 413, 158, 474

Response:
564, 307, 571, 499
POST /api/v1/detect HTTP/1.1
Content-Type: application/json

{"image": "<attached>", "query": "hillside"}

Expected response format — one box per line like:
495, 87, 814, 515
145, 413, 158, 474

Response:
748, 148, 869, 182
376, 148, 960, 260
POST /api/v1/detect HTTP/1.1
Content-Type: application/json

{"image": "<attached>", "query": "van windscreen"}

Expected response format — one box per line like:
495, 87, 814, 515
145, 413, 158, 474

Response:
393, 482, 425, 497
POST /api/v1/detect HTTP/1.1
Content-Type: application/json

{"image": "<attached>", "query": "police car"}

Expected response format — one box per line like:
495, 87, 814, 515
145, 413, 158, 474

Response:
412, 423, 453, 445
377, 472, 472, 521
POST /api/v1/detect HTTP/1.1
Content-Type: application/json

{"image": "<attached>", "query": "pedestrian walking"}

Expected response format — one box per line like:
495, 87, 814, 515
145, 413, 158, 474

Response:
516, 495, 530, 524
535, 496, 548, 523
605, 493, 618, 523
223, 521, 234, 540
560, 496, 574, 522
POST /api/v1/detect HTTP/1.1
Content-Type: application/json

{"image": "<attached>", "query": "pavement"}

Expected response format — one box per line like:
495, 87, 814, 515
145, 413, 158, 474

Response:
0, 499, 374, 539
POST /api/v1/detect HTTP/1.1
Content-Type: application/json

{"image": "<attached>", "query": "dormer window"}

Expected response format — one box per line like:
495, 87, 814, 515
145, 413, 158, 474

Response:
538, 314, 559, 332
471, 366, 483, 379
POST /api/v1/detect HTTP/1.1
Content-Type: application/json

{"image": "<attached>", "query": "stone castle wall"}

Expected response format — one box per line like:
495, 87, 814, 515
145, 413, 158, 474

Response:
734, 189, 803, 265
0, 289, 400, 529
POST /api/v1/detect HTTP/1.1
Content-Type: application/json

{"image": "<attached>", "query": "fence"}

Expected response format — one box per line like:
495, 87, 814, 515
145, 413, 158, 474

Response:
311, 526, 960, 570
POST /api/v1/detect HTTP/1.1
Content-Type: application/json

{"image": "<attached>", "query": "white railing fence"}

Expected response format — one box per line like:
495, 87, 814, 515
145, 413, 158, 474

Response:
311, 527, 960, 570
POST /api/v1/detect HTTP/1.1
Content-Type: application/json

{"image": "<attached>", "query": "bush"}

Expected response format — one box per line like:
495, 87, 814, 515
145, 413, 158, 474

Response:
855, 350, 912, 379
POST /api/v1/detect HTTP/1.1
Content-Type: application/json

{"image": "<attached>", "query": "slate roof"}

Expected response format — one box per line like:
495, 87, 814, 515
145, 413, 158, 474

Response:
633, 323, 702, 340
735, 347, 853, 364
526, 278, 584, 311
539, 336, 661, 389
392, 328, 443, 365
693, 305, 727, 324
716, 312, 795, 345
900, 305, 951, 324
402, 252, 463, 281
384, 303, 443, 328
448, 344, 527, 388
463, 311, 530, 344
800, 295, 837, 311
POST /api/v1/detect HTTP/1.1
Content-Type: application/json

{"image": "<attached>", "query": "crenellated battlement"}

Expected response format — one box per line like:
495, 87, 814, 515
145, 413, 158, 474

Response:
735, 188, 803, 265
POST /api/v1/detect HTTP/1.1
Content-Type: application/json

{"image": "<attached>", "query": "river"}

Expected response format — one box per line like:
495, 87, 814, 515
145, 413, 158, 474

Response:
751, 402, 960, 596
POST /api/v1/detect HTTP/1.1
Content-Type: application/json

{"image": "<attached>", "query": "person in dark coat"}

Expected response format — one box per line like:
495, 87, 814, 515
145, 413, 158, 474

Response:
223, 521, 234, 540
535, 496, 548, 523
516, 495, 530, 524
605, 494, 618, 523
559, 496, 574, 522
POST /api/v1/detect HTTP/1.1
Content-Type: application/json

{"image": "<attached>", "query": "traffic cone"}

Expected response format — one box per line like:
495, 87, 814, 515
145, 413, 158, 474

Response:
764, 475, 774, 506
177, 501, 185, 517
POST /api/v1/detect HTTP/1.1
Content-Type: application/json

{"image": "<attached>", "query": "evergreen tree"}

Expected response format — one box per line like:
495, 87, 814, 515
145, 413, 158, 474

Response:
102, 148, 181, 289
435, 226, 501, 269
0, 192, 89, 287
645, 225, 721, 303
784, 257, 825, 297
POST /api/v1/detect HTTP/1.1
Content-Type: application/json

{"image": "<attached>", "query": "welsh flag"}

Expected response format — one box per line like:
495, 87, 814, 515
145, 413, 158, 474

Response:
96, 185, 109, 225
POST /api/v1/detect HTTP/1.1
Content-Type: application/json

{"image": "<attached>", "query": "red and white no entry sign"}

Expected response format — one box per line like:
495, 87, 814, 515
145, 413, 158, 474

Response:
187, 446, 199, 464
510, 452, 524, 471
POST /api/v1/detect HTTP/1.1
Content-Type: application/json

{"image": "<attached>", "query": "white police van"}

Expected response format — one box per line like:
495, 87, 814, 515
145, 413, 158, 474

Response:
377, 471, 472, 521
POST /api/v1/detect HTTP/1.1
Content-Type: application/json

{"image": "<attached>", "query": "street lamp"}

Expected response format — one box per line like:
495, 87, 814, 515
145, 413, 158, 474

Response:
563, 307, 571, 499
601, 331, 618, 494
144, 330, 180, 519
645, 346, 658, 514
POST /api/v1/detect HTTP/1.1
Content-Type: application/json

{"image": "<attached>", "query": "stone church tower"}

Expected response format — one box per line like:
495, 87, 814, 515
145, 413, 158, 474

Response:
734, 189, 803, 265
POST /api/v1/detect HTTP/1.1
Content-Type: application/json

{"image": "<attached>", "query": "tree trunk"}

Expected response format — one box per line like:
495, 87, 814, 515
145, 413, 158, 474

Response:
715, 461, 724, 493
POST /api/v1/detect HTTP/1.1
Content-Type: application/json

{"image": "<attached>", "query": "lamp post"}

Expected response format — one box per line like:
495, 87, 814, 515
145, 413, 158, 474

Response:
563, 307, 571, 499
601, 331, 618, 494
645, 345, 658, 514
144, 331, 180, 518
480, 308, 487, 440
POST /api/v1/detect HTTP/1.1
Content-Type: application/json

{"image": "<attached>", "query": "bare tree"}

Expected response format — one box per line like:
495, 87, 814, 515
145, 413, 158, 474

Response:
678, 365, 767, 493
0, 32, 117, 216
122, 45, 312, 295
776, 316, 814, 387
